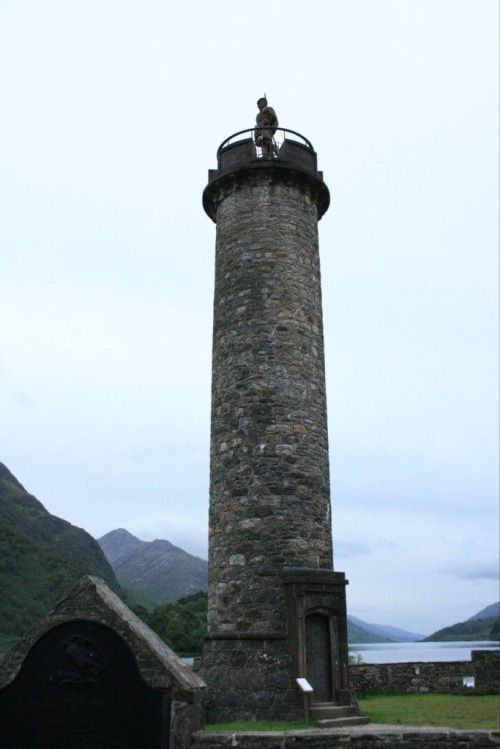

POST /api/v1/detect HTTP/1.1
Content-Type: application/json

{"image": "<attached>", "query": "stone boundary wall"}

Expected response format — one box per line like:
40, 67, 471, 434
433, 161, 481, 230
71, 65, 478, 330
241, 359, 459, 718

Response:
472, 650, 500, 693
192, 727, 499, 748
349, 651, 500, 695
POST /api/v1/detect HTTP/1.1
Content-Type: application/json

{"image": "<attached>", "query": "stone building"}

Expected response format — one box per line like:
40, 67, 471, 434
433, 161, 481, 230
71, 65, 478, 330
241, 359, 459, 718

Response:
200, 121, 359, 723
0, 576, 205, 749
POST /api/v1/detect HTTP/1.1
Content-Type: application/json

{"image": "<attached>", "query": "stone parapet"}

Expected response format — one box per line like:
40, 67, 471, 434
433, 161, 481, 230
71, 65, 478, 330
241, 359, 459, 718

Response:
350, 652, 500, 695
472, 650, 500, 693
203, 135, 329, 222
192, 727, 500, 748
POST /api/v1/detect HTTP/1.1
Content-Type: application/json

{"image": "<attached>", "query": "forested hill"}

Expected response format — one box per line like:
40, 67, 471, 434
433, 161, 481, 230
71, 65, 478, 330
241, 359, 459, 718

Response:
0, 462, 120, 644
423, 603, 500, 642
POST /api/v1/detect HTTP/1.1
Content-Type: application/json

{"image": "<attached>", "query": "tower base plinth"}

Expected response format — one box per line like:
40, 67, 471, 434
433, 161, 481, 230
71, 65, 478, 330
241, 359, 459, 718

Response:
200, 637, 301, 723
200, 569, 354, 723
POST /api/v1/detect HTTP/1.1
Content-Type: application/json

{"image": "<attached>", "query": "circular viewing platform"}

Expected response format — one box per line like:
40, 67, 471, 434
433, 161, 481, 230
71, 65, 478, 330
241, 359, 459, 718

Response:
204, 127, 329, 221
218, 127, 314, 156
215, 127, 319, 176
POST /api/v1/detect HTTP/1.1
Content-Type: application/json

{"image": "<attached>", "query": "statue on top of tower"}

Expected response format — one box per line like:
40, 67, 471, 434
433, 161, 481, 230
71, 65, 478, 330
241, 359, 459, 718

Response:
255, 96, 278, 157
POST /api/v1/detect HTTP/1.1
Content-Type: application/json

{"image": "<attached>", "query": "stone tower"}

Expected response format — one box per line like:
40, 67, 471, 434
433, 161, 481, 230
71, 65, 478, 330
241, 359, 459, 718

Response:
201, 118, 354, 722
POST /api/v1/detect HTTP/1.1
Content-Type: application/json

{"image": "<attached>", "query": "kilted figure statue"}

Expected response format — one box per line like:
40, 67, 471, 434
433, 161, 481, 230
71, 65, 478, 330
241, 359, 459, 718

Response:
255, 96, 278, 157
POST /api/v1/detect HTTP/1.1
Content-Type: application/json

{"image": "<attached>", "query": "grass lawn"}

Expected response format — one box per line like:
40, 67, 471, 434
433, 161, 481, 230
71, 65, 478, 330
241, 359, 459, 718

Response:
206, 695, 500, 732
206, 719, 317, 732
358, 694, 500, 730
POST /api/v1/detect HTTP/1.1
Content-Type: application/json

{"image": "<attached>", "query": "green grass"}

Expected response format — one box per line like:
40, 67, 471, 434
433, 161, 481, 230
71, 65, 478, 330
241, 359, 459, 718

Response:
206, 719, 317, 732
358, 694, 500, 730
205, 696, 500, 732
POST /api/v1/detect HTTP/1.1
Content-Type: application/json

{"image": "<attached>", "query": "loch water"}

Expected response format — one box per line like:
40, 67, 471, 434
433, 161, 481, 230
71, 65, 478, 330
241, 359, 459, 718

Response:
349, 640, 500, 663
183, 640, 499, 667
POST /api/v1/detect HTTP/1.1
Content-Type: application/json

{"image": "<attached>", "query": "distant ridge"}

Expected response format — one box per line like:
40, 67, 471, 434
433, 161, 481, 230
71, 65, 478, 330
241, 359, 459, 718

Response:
468, 602, 499, 621
347, 618, 392, 643
424, 601, 500, 642
0, 462, 120, 643
349, 615, 426, 642
98, 528, 208, 608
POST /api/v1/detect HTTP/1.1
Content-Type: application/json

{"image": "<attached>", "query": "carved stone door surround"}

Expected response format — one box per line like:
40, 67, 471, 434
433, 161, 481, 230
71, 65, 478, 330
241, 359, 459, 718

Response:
284, 568, 351, 706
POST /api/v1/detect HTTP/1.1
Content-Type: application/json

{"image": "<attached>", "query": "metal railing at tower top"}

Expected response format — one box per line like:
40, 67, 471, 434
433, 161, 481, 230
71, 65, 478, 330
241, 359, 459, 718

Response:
205, 125, 329, 220
217, 127, 314, 158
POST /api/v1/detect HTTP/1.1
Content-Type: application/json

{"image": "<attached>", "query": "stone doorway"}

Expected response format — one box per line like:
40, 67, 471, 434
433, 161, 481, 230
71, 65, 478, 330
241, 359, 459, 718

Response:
284, 569, 352, 707
305, 612, 337, 702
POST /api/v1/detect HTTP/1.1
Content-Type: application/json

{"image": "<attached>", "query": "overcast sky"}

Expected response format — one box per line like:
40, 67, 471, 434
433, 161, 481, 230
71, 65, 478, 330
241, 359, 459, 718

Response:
1, 0, 498, 635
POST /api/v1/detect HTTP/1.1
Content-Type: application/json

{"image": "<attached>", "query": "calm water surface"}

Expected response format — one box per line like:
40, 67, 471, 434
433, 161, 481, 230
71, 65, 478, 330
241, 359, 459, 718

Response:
349, 640, 499, 663
184, 641, 499, 666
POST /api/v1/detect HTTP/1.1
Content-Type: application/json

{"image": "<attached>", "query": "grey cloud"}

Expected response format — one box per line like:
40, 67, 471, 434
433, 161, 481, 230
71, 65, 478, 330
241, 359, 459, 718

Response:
443, 564, 499, 582
336, 537, 400, 557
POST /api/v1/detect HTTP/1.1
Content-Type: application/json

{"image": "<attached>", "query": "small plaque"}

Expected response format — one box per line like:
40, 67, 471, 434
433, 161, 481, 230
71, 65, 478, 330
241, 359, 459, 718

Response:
296, 677, 314, 693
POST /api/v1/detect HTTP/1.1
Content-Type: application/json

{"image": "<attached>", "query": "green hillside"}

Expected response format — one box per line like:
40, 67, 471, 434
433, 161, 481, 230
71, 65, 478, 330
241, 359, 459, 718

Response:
133, 590, 208, 656
347, 619, 392, 643
0, 462, 120, 645
423, 616, 499, 642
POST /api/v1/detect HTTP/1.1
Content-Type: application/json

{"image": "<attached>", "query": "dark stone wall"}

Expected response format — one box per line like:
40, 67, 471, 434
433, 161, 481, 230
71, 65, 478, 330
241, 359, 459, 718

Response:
201, 164, 334, 720
471, 650, 500, 693
202, 638, 299, 723
350, 652, 500, 695
192, 727, 500, 748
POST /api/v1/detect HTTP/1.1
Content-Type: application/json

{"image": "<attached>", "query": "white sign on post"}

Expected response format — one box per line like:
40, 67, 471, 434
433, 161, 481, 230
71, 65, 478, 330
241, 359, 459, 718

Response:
296, 677, 314, 693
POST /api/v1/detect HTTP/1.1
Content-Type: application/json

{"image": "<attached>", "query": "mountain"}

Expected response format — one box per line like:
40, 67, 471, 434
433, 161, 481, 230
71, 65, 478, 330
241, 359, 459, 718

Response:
423, 602, 500, 642
97, 528, 427, 643
348, 615, 425, 642
0, 462, 120, 644
98, 528, 208, 608
468, 602, 500, 621
423, 617, 499, 642
347, 618, 392, 643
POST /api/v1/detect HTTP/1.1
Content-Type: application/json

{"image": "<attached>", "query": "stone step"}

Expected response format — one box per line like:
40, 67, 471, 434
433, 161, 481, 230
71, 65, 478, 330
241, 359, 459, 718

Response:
311, 704, 359, 719
317, 716, 371, 728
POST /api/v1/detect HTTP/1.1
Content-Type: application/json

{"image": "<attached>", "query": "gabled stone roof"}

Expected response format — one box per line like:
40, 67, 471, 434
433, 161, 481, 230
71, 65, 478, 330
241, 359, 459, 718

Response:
0, 575, 206, 693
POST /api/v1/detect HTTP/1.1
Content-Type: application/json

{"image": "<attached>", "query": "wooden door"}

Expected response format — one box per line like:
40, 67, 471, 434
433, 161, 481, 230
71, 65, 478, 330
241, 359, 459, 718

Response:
305, 613, 333, 702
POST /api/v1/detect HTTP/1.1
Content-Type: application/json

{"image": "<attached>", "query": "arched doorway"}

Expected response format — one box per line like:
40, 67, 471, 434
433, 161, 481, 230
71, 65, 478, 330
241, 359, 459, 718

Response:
305, 612, 336, 702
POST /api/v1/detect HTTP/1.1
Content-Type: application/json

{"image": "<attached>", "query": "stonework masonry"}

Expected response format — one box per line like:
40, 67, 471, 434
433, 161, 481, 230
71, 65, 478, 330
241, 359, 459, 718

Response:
192, 727, 500, 749
350, 652, 500, 695
0, 576, 206, 749
201, 136, 352, 721
208, 170, 333, 633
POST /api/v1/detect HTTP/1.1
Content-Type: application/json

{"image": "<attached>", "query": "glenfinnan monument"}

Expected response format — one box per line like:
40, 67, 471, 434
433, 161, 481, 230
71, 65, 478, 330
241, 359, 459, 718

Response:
200, 98, 361, 724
